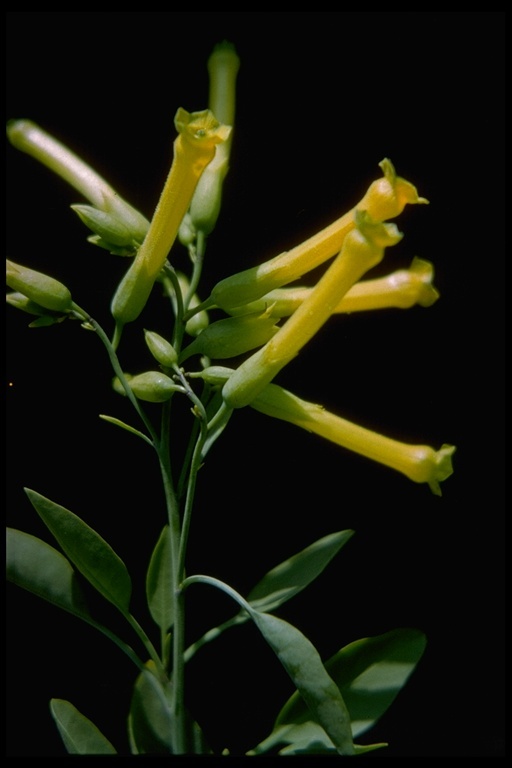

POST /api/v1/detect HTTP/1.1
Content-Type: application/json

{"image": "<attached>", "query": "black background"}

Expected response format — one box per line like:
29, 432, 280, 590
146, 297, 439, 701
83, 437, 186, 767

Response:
5, 12, 505, 758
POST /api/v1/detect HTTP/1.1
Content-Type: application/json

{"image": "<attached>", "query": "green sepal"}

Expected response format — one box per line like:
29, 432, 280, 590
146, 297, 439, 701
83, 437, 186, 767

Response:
50, 699, 117, 754
87, 234, 138, 256
24, 488, 132, 613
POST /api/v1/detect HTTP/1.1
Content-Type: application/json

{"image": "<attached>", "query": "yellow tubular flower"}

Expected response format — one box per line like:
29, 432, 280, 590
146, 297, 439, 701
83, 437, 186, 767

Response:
228, 257, 439, 317
208, 159, 427, 311
222, 212, 402, 409
111, 109, 230, 326
250, 383, 456, 496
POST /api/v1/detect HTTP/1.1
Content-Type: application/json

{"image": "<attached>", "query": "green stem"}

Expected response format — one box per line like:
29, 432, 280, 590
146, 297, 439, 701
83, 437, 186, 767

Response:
71, 303, 158, 445
123, 612, 167, 682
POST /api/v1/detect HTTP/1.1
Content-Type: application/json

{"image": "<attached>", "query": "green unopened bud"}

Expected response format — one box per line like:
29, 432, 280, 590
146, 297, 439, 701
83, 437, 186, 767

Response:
6, 291, 67, 327
7, 120, 150, 241
113, 371, 180, 403
188, 365, 235, 385
144, 330, 178, 368
178, 212, 197, 247
71, 204, 146, 248
187, 42, 240, 236
180, 310, 280, 363
6, 260, 73, 313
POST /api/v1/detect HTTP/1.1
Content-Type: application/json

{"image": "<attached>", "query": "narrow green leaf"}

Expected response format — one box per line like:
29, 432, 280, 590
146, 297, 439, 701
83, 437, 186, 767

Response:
248, 529, 354, 612
6, 528, 90, 620
146, 526, 174, 632
50, 699, 117, 754
24, 488, 132, 613
99, 414, 153, 445
276, 628, 427, 738
251, 611, 354, 756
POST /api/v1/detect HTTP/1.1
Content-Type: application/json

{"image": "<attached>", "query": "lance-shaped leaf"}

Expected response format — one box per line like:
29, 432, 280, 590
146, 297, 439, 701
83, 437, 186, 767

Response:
24, 488, 132, 613
251, 611, 355, 756
6, 528, 91, 619
247, 529, 354, 612
50, 699, 117, 754
276, 627, 427, 738
146, 526, 174, 632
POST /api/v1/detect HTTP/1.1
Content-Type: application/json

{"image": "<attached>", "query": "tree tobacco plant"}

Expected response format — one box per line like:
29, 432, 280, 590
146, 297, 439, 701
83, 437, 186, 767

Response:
5, 42, 456, 756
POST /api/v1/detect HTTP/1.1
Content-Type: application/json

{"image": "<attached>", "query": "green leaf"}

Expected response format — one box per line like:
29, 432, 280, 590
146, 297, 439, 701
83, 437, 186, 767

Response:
99, 414, 153, 445
50, 699, 117, 754
24, 488, 132, 613
247, 721, 387, 755
6, 528, 90, 620
146, 526, 174, 632
251, 611, 355, 756
128, 662, 212, 755
248, 529, 354, 612
128, 665, 173, 754
276, 628, 427, 738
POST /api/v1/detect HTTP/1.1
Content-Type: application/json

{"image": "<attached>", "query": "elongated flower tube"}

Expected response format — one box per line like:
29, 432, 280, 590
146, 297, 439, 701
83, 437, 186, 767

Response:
227, 257, 439, 317
250, 383, 456, 495
222, 212, 402, 408
6, 119, 150, 245
111, 109, 230, 329
206, 159, 427, 311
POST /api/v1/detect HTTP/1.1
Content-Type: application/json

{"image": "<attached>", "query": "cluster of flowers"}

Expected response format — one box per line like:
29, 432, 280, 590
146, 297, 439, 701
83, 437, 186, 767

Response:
6, 43, 455, 496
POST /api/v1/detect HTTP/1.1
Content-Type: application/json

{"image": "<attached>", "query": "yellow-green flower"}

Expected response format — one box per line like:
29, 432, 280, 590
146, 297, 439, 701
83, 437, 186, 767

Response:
222, 212, 402, 409
207, 159, 427, 311
111, 108, 230, 329
250, 383, 456, 495
227, 257, 439, 317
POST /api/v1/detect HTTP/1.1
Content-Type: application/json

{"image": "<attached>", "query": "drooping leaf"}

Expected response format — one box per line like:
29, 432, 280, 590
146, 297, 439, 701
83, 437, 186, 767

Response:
6, 528, 90, 620
251, 611, 354, 756
50, 699, 117, 754
24, 488, 132, 613
146, 526, 174, 632
247, 721, 387, 756
275, 627, 427, 739
247, 529, 354, 612
185, 530, 355, 661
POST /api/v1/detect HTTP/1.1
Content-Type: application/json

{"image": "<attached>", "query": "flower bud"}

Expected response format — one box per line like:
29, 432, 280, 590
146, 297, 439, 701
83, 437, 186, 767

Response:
180, 309, 280, 363
71, 204, 145, 248
188, 365, 234, 385
144, 330, 178, 368
112, 371, 180, 403
6, 260, 73, 313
